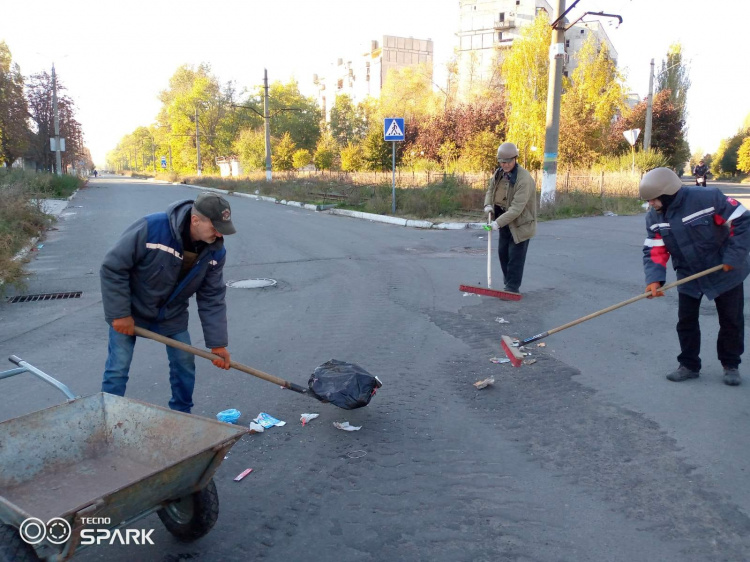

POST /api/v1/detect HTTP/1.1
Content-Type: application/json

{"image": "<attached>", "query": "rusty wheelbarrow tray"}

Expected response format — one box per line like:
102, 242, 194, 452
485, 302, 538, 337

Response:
0, 356, 248, 562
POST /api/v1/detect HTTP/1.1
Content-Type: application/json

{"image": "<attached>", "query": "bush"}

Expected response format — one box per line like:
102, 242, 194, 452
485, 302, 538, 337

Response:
596, 150, 669, 173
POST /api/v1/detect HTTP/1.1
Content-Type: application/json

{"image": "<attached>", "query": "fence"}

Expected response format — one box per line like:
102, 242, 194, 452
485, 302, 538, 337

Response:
240, 168, 642, 198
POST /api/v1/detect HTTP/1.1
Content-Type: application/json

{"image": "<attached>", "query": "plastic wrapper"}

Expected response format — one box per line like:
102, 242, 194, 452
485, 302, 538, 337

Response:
308, 359, 382, 410
216, 409, 241, 424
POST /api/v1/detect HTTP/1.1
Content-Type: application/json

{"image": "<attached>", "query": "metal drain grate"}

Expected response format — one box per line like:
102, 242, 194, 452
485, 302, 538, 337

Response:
7, 291, 82, 303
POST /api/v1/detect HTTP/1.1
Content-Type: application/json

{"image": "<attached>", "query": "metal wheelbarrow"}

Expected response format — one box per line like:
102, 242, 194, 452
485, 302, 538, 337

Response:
0, 356, 248, 562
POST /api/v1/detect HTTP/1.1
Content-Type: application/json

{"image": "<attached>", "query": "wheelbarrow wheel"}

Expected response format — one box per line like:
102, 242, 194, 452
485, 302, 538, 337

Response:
0, 524, 41, 562
158, 478, 219, 542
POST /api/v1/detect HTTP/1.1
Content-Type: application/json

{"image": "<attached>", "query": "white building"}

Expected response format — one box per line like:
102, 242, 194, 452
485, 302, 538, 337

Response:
456, 0, 618, 98
314, 35, 434, 121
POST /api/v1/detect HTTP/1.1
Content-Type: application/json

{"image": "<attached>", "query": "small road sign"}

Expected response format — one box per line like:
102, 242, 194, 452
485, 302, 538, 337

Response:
384, 118, 405, 142
160, 156, 167, 169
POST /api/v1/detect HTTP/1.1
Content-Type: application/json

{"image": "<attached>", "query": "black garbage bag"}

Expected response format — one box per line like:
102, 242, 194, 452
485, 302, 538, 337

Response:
308, 359, 382, 410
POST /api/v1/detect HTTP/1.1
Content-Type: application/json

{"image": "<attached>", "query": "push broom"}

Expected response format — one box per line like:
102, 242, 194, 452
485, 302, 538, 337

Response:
459, 212, 522, 301
501, 264, 725, 367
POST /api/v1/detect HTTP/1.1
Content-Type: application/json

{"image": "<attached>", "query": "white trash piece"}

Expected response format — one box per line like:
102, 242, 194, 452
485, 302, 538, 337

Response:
300, 413, 319, 426
248, 422, 265, 433
254, 412, 286, 428
333, 421, 362, 431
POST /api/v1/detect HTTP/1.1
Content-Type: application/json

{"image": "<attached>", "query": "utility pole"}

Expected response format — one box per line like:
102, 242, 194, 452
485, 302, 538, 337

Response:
541, 0, 566, 206
195, 107, 202, 176
643, 58, 655, 152
51, 64, 62, 176
264, 68, 272, 182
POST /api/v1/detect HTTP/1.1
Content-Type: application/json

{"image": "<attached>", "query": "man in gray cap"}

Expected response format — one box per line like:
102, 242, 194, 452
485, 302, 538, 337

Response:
640, 167, 750, 385
483, 142, 537, 294
100, 192, 236, 412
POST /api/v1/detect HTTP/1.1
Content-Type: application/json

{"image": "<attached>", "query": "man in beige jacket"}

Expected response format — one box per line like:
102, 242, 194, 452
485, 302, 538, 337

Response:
483, 142, 537, 294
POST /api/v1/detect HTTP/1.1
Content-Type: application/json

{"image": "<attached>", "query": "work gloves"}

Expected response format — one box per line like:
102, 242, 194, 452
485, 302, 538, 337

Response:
484, 205, 493, 214
645, 282, 664, 299
112, 316, 135, 336
211, 347, 231, 370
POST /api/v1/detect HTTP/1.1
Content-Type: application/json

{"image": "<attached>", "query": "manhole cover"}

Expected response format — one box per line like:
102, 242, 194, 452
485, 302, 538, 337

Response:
226, 279, 277, 289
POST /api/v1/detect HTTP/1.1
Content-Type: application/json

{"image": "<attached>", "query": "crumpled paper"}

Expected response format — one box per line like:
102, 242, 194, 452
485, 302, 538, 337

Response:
300, 413, 319, 426
333, 421, 361, 431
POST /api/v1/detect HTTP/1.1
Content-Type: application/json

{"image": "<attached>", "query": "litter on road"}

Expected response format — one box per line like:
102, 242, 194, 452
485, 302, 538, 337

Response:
473, 377, 495, 389
254, 412, 286, 428
523, 359, 537, 366
333, 422, 362, 431
490, 357, 510, 364
216, 409, 241, 424
300, 413, 319, 426
495, 317, 510, 324
248, 422, 264, 433
234, 468, 253, 482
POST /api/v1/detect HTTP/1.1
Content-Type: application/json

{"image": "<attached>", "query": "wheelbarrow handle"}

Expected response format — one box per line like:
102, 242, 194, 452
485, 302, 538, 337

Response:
133, 327, 309, 395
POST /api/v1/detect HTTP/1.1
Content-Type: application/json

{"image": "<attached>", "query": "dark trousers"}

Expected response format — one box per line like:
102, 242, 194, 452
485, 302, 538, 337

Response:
497, 224, 530, 292
676, 283, 744, 371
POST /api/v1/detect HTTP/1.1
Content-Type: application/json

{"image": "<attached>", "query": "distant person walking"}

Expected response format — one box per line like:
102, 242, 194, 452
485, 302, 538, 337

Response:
100, 192, 236, 412
640, 167, 750, 386
483, 142, 537, 295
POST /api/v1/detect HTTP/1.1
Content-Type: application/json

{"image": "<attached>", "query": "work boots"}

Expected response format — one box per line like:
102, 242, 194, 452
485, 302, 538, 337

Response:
666, 365, 700, 382
723, 367, 741, 386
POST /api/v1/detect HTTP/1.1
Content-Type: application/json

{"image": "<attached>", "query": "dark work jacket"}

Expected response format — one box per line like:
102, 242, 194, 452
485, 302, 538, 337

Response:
100, 199, 229, 347
642, 187, 750, 300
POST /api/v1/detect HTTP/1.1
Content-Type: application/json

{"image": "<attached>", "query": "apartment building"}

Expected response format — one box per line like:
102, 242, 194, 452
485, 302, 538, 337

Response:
456, 0, 618, 97
314, 35, 434, 121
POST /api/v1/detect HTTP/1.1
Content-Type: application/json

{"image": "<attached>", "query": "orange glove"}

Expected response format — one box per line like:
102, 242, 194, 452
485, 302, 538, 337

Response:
112, 316, 135, 335
645, 282, 664, 299
723, 264, 734, 272
211, 347, 231, 370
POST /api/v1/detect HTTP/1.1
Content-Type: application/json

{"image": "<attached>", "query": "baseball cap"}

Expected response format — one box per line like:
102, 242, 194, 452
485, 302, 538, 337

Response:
193, 192, 236, 235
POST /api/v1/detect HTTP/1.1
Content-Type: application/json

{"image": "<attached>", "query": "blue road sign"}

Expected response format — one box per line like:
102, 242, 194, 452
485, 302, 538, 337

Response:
160, 156, 167, 169
384, 118, 405, 141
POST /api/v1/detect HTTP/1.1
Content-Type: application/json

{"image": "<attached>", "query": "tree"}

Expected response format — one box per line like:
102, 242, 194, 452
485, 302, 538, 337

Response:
361, 125, 391, 171
330, 94, 366, 146
657, 43, 690, 124
0, 41, 29, 166
737, 137, 750, 174
293, 149, 312, 169
711, 131, 747, 177
313, 131, 337, 171
559, 36, 626, 168
501, 13, 551, 169
609, 90, 686, 170
25, 71, 85, 173
459, 130, 502, 172
248, 80, 321, 151
378, 63, 439, 124
156, 63, 238, 174
340, 142, 364, 172
272, 132, 296, 171
233, 128, 266, 171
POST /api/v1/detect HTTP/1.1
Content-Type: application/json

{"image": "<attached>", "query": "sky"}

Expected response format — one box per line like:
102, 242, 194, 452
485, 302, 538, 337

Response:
3, 0, 748, 166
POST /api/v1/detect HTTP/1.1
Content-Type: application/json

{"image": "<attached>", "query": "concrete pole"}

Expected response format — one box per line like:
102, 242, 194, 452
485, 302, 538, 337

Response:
195, 107, 202, 176
540, 0, 566, 206
52, 64, 62, 175
264, 68, 272, 182
643, 58, 655, 152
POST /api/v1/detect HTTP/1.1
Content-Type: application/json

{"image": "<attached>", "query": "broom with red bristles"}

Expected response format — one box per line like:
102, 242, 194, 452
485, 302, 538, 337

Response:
459, 212, 522, 301
500, 264, 725, 367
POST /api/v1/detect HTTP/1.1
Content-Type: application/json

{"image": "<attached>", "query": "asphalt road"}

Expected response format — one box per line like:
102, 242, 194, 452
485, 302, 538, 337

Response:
1, 176, 749, 561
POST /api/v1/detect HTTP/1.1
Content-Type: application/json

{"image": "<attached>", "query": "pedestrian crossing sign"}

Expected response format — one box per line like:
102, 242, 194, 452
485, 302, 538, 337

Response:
384, 118, 405, 141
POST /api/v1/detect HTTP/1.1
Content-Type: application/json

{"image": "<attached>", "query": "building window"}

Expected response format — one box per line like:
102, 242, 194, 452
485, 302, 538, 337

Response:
563, 70, 568, 77
498, 32, 503, 41
498, 11, 505, 21
580, 29, 585, 34
516, 0, 520, 4
565, 39, 570, 48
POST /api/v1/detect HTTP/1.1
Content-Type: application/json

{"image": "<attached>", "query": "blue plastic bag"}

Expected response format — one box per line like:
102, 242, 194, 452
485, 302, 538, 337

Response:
216, 409, 241, 424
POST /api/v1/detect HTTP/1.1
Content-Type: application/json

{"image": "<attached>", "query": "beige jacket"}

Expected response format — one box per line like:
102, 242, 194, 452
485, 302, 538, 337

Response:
483, 164, 537, 243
